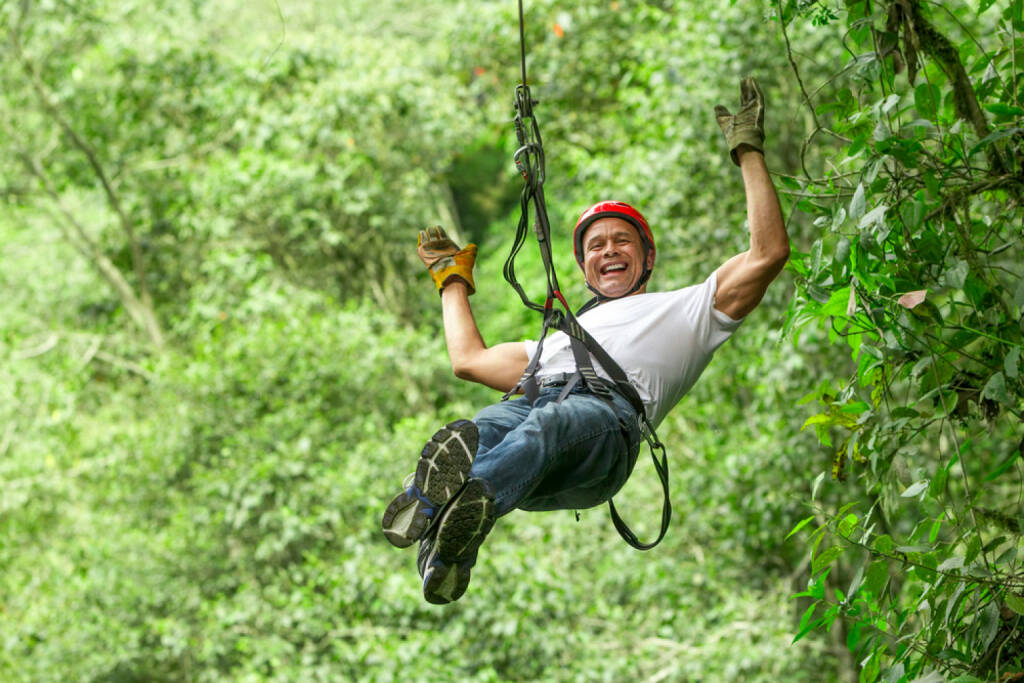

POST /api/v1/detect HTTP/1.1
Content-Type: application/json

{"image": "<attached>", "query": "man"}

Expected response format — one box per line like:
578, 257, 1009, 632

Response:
381, 77, 788, 604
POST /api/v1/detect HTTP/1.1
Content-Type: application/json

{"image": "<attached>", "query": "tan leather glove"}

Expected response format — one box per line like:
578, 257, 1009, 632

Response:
714, 76, 765, 166
417, 226, 477, 295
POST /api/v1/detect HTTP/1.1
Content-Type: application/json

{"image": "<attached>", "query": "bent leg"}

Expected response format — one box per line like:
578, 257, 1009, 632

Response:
470, 389, 641, 516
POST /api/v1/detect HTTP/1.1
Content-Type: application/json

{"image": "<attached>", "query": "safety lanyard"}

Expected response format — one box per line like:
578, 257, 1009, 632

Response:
502, 0, 671, 551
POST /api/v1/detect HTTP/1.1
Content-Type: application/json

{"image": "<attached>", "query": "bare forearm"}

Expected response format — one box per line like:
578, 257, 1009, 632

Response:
738, 148, 789, 263
441, 282, 487, 371
713, 149, 790, 319
440, 282, 529, 391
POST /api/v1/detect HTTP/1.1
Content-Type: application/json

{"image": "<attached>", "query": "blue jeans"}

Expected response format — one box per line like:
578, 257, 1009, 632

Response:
468, 384, 643, 516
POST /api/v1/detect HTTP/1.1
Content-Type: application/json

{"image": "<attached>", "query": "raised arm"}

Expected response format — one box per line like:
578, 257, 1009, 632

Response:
418, 227, 528, 392
712, 77, 790, 320
440, 281, 528, 392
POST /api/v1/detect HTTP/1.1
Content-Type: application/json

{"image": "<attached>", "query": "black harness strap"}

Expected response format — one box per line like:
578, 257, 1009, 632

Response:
555, 314, 672, 551
503, 0, 671, 551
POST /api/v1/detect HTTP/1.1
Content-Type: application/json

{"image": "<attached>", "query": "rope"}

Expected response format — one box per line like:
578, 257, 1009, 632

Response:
518, 0, 528, 88
504, 0, 672, 551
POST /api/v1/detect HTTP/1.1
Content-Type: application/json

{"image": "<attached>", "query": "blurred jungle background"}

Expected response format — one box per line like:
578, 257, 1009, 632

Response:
1, 0, 1022, 680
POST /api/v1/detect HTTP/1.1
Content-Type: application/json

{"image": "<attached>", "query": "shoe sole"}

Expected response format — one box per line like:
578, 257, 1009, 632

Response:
422, 478, 495, 604
420, 540, 473, 605
381, 420, 478, 548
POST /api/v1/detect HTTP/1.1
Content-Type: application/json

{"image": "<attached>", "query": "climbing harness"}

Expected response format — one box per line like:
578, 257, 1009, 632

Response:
502, 0, 671, 551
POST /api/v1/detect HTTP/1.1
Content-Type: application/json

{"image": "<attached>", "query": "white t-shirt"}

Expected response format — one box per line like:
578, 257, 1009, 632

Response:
522, 272, 742, 428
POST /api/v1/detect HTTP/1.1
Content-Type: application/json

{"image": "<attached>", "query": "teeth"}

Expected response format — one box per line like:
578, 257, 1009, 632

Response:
604, 264, 626, 273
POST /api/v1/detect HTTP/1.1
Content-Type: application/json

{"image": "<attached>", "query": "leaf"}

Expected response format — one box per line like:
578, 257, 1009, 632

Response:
943, 259, 969, 289
849, 183, 866, 221
895, 545, 932, 553
811, 471, 826, 501
901, 480, 929, 498
983, 449, 1022, 482
898, 290, 927, 309
846, 287, 857, 316
873, 534, 893, 554
969, 127, 1022, 155
976, 602, 1000, 653
983, 62, 999, 84
982, 372, 1009, 404
859, 650, 880, 683
840, 401, 869, 414
965, 535, 982, 564
873, 120, 891, 142
812, 545, 844, 575
864, 560, 889, 596
831, 207, 848, 232
858, 204, 887, 230
838, 513, 859, 537
802, 413, 835, 430
983, 103, 1024, 116
978, 0, 999, 13
822, 287, 853, 316
937, 556, 964, 572
1005, 347, 1020, 380
786, 515, 816, 540
792, 604, 819, 644
834, 236, 851, 266
902, 200, 926, 231
847, 563, 866, 599
881, 94, 901, 115
929, 465, 948, 496
914, 83, 941, 119
1006, 593, 1024, 616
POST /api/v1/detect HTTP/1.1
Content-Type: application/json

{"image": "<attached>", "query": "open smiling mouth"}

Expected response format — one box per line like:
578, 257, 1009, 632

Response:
601, 263, 628, 275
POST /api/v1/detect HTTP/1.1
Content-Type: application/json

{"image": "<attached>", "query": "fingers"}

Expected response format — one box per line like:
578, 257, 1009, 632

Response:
418, 225, 448, 247
714, 104, 731, 118
740, 76, 763, 106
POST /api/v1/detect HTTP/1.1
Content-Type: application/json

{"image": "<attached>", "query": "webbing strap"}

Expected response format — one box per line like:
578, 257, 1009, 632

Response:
505, 0, 670, 550
555, 314, 672, 551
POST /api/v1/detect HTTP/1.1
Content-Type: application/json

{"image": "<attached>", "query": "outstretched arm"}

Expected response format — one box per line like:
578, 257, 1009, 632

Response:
712, 77, 789, 320
417, 226, 528, 392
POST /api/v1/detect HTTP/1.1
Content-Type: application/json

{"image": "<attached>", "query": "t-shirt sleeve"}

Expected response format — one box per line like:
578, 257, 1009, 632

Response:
523, 339, 538, 360
682, 271, 743, 351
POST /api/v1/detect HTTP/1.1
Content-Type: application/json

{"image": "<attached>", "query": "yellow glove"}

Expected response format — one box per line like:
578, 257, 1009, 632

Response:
417, 226, 477, 295
714, 76, 766, 166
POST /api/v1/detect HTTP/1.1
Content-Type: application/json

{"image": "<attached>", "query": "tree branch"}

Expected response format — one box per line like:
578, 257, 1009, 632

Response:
19, 152, 164, 347
10, 30, 156, 311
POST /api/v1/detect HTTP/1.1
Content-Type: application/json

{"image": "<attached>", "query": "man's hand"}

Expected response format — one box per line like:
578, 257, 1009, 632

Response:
714, 76, 765, 166
417, 226, 477, 295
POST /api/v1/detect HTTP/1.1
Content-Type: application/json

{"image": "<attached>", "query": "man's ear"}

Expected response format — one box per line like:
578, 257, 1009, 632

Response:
646, 248, 655, 270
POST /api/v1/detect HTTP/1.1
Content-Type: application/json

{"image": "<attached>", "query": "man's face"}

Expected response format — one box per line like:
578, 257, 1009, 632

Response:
581, 217, 653, 298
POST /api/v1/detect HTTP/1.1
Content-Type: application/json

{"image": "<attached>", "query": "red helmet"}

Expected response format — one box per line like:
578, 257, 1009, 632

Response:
572, 200, 655, 270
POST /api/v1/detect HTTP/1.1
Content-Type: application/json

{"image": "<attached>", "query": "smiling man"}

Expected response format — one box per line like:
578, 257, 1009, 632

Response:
381, 77, 789, 604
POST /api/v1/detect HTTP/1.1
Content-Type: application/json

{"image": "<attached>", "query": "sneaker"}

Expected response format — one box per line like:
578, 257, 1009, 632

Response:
381, 419, 478, 548
419, 477, 495, 604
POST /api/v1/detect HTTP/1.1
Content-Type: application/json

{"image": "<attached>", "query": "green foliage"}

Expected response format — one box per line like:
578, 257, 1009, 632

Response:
782, 0, 1024, 679
6, 0, 1020, 680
